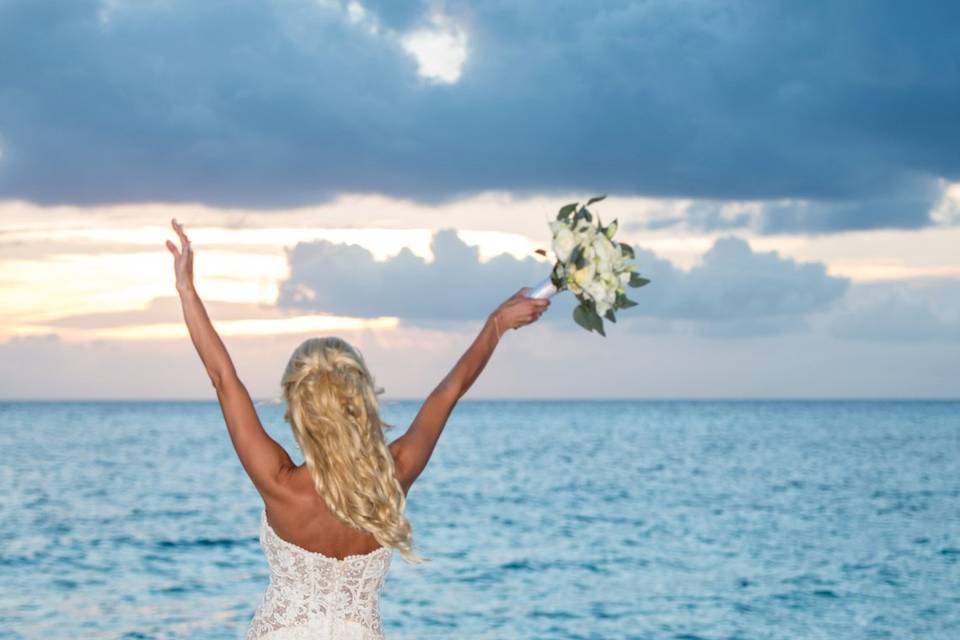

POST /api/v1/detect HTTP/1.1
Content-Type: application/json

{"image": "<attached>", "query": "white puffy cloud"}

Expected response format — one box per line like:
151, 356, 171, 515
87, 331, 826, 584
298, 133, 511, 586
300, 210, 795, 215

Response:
276, 228, 549, 323
276, 231, 850, 336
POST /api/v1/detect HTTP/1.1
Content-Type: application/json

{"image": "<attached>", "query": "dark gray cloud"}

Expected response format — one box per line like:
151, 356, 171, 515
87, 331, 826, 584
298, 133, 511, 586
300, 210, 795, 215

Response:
627, 180, 947, 234
276, 231, 850, 336
1, 1, 958, 231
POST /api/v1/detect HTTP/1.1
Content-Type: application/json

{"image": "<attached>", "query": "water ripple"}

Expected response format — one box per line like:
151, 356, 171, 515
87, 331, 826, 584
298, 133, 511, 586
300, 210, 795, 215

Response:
0, 399, 957, 639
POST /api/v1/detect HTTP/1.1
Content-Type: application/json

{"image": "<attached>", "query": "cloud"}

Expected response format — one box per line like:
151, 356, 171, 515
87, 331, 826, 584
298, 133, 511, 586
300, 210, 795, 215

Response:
276, 229, 549, 324
400, 11, 469, 84
4, 321, 960, 400
829, 280, 960, 342
0, 331, 293, 400
40, 297, 305, 329
276, 230, 849, 335
627, 181, 949, 235
622, 237, 850, 336
0, 1, 958, 232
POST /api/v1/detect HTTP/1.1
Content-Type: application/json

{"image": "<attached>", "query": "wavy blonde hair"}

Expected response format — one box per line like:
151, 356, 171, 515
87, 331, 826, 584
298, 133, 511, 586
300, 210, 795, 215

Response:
281, 336, 423, 564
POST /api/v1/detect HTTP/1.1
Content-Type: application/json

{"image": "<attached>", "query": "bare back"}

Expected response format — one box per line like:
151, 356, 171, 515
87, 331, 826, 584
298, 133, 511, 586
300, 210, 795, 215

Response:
261, 440, 412, 559
244, 294, 546, 560
169, 218, 545, 564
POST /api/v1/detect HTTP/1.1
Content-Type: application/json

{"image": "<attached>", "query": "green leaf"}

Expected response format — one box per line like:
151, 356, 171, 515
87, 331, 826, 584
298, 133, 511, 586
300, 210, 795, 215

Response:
574, 206, 593, 224
628, 273, 650, 288
582, 301, 605, 336
572, 304, 593, 332
619, 243, 635, 259
569, 244, 584, 267
619, 295, 638, 309
557, 202, 578, 222
592, 312, 606, 336
605, 218, 618, 239
551, 260, 567, 289
586, 194, 607, 206
550, 267, 564, 290
574, 301, 607, 336
604, 308, 617, 323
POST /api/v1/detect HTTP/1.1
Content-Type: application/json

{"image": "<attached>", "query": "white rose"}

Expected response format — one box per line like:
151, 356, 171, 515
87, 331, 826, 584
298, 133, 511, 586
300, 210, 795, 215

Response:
551, 226, 578, 263
594, 235, 618, 262
606, 285, 618, 306
573, 262, 596, 289
591, 285, 615, 316
593, 236, 618, 275
602, 271, 620, 291
584, 278, 606, 300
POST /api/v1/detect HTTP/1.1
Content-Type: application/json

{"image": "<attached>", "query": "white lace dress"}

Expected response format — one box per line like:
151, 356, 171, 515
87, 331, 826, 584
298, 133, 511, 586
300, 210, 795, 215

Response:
246, 509, 393, 639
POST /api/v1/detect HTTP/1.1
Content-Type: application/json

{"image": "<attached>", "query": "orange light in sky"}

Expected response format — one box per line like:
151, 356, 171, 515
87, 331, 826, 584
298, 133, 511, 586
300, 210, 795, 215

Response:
9, 314, 399, 342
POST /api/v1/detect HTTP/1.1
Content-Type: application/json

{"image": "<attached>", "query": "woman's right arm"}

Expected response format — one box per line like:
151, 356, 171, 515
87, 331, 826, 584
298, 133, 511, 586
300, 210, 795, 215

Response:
389, 288, 549, 492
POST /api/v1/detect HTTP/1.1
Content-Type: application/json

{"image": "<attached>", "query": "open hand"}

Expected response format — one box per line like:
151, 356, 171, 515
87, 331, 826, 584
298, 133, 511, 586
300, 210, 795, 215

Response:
492, 287, 550, 334
165, 218, 195, 293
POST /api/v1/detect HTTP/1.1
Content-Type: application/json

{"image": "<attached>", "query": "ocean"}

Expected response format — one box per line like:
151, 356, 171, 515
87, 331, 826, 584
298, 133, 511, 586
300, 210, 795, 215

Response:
0, 400, 957, 639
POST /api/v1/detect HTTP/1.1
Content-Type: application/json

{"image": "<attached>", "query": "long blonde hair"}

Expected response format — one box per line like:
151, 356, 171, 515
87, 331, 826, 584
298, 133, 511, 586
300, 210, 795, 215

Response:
281, 336, 423, 564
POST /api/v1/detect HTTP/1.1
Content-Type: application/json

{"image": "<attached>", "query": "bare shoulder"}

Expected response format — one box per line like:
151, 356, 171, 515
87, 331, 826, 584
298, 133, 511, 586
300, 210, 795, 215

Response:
264, 465, 325, 521
269, 461, 309, 499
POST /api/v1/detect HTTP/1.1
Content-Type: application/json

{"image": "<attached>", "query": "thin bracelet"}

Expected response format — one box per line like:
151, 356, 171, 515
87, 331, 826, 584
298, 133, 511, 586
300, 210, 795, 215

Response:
493, 314, 501, 340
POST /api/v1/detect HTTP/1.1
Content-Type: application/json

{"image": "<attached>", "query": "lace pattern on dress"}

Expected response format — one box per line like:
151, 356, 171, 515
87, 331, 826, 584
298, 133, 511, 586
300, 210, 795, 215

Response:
246, 509, 393, 640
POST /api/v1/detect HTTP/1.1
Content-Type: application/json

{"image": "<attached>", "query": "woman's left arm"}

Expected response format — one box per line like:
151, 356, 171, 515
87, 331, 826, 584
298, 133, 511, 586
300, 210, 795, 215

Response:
166, 219, 293, 499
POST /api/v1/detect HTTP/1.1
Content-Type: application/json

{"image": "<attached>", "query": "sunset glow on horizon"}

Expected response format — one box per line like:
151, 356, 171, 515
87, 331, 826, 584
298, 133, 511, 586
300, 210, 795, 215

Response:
1, 1, 958, 399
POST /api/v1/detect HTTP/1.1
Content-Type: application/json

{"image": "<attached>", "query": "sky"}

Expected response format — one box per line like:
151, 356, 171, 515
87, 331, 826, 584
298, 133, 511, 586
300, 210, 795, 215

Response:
1, 0, 958, 400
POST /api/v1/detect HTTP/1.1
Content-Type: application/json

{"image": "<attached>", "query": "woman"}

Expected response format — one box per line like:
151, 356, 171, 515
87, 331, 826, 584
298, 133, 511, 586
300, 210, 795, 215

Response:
165, 218, 550, 639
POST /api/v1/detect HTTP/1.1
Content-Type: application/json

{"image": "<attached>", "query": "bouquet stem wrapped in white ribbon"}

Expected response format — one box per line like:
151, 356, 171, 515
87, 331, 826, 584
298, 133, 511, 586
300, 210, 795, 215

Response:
527, 195, 649, 335
527, 274, 560, 300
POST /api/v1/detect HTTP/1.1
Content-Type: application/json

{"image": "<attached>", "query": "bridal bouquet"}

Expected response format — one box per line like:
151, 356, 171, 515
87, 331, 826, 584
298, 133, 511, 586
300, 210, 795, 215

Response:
528, 195, 649, 336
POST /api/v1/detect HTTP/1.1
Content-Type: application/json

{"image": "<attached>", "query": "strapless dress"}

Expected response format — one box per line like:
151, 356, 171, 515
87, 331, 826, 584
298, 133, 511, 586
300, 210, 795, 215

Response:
246, 509, 393, 639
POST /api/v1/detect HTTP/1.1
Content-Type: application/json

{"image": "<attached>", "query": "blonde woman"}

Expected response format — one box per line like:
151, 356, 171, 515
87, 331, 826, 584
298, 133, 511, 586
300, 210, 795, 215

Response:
165, 218, 550, 639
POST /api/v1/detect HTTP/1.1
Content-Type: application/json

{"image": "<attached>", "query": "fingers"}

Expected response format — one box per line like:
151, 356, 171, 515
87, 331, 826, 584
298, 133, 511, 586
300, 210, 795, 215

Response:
533, 299, 549, 321
507, 297, 549, 328
521, 298, 549, 311
498, 289, 549, 329
171, 217, 192, 252
529, 298, 549, 312
165, 239, 181, 259
506, 298, 548, 314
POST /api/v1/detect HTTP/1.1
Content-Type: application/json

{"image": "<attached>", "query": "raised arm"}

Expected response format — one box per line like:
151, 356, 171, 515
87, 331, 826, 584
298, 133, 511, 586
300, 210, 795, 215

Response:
389, 288, 549, 492
166, 218, 293, 499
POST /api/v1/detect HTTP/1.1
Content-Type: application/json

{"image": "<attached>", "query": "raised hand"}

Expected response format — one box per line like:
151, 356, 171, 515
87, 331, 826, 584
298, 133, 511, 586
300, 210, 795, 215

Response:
165, 217, 195, 293
492, 287, 550, 335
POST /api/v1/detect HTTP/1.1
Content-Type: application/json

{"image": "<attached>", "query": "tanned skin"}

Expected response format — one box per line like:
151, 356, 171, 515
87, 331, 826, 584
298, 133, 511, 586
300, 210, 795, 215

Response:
166, 218, 549, 558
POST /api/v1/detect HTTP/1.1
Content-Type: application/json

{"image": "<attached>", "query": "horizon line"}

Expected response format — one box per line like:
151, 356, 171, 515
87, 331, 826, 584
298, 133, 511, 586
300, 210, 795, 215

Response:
1, 396, 958, 403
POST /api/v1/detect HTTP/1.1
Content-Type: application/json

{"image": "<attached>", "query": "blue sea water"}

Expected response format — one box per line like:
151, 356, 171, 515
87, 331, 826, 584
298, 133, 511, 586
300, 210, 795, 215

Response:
0, 400, 958, 639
